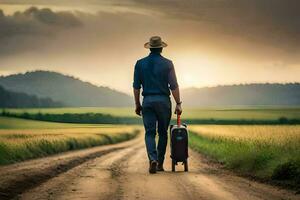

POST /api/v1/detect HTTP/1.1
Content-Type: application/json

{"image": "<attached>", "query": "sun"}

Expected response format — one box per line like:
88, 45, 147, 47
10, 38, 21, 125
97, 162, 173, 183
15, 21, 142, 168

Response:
169, 51, 221, 88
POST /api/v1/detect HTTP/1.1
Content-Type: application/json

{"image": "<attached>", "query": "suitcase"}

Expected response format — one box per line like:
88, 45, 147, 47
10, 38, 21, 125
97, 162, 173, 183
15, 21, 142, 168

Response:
170, 114, 189, 172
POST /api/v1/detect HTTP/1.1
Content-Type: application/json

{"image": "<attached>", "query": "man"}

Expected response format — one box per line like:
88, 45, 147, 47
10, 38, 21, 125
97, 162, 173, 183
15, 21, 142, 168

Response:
133, 36, 182, 174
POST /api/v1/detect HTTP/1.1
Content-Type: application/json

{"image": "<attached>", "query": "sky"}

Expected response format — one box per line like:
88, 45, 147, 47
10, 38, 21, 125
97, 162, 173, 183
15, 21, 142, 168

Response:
0, 0, 299, 93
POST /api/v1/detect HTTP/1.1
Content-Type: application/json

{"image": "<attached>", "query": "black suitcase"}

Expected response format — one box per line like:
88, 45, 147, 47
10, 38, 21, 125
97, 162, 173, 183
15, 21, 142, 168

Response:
170, 114, 189, 172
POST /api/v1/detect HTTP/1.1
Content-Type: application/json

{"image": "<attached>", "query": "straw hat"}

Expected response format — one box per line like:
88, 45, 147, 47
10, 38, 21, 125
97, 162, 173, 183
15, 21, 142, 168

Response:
144, 36, 168, 48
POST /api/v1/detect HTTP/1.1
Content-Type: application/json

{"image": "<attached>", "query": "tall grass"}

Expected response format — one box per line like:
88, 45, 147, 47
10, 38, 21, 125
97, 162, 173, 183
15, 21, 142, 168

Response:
0, 127, 139, 165
189, 125, 300, 188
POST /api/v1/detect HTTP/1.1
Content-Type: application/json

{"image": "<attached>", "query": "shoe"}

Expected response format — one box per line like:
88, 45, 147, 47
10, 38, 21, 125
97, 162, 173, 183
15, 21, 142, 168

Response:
149, 160, 157, 174
157, 163, 164, 171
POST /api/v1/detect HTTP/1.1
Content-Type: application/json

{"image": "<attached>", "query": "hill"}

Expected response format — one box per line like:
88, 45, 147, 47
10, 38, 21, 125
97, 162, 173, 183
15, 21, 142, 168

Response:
1, 71, 299, 107
182, 83, 300, 106
0, 86, 63, 108
0, 71, 132, 107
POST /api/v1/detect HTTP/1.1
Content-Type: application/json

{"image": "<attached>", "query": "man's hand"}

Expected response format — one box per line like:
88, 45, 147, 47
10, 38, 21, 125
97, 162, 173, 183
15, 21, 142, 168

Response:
174, 103, 182, 115
135, 104, 142, 116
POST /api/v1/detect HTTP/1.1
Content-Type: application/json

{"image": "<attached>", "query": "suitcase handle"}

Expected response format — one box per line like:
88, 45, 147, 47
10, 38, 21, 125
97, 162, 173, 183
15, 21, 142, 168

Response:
177, 114, 181, 126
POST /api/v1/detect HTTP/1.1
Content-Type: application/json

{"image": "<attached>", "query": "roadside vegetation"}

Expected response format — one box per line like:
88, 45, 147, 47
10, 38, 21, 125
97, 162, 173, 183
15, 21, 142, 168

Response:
2, 107, 300, 124
0, 117, 140, 165
0, 116, 119, 129
189, 125, 300, 189
5, 107, 300, 119
1, 111, 140, 124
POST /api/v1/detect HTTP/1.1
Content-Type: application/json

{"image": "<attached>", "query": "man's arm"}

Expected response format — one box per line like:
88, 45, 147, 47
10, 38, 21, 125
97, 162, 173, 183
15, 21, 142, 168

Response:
171, 87, 182, 115
171, 87, 181, 104
168, 61, 182, 115
133, 61, 142, 116
133, 88, 142, 116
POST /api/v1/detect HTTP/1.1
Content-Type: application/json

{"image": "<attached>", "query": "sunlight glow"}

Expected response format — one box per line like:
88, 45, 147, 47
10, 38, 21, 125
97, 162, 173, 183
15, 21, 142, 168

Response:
169, 51, 223, 88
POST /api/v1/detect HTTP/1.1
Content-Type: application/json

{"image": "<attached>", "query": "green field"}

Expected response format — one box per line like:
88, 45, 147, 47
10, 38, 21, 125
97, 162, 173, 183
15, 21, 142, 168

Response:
4, 106, 300, 120
0, 117, 140, 165
189, 125, 300, 188
0, 116, 121, 129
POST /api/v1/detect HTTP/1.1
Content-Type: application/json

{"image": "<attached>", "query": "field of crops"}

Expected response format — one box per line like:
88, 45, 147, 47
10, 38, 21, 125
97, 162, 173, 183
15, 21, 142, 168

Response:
189, 125, 300, 186
0, 117, 140, 165
5, 107, 300, 120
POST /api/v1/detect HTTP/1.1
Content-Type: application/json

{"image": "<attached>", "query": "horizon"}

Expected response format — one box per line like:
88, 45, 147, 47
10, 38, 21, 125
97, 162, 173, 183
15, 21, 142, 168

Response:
0, 1, 300, 93
1, 69, 299, 95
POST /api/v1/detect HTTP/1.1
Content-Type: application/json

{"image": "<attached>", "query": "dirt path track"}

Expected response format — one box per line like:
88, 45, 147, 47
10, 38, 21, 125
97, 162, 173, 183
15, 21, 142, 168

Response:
0, 134, 298, 200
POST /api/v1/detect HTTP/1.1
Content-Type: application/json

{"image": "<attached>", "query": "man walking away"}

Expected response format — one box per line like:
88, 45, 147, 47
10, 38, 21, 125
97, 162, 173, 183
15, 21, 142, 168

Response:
133, 36, 182, 174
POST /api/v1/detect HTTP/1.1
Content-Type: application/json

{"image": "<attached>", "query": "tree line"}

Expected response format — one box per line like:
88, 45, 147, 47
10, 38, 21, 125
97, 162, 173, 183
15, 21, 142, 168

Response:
1, 111, 299, 125
0, 86, 63, 108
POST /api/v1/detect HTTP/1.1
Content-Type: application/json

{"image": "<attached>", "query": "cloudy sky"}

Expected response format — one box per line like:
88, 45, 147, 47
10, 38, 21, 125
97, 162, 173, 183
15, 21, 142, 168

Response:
0, 0, 299, 93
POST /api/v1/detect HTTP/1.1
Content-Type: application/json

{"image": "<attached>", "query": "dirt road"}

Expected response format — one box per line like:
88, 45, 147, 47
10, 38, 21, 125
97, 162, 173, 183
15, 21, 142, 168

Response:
0, 134, 299, 200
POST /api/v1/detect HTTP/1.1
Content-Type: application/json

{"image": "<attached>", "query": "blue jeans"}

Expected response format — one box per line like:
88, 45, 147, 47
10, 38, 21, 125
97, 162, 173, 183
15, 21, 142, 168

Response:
142, 95, 171, 164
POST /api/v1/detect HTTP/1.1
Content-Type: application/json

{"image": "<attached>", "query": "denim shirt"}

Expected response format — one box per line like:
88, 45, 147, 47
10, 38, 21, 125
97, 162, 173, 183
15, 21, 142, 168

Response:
133, 52, 178, 97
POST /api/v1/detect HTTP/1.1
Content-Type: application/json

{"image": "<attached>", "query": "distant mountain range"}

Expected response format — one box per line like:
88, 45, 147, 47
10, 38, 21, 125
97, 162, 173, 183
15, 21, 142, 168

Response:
182, 83, 300, 106
0, 71, 133, 107
0, 85, 63, 108
0, 70, 299, 108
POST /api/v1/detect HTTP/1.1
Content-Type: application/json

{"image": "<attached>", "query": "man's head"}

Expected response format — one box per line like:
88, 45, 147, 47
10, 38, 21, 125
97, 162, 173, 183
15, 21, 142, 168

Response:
144, 36, 167, 50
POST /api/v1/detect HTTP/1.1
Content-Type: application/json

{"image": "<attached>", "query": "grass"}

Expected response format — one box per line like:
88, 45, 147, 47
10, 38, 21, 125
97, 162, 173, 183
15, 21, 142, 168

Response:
0, 117, 140, 165
0, 116, 122, 129
2, 107, 300, 125
1, 112, 141, 125
189, 125, 300, 188
5, 106, 300, 120
6, 107, 137, 117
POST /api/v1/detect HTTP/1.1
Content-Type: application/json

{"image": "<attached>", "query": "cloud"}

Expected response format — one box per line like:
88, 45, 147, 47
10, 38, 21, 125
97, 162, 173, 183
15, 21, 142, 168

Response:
0, 7, 82, 55
0, 2, 299, 91
1, 1, 299, 54
131, 0, 300, 51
